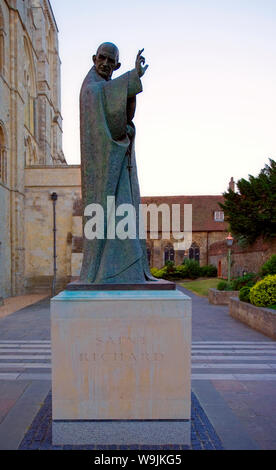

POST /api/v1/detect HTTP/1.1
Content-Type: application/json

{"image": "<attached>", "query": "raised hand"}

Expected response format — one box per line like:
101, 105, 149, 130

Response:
135, 49, 149, 77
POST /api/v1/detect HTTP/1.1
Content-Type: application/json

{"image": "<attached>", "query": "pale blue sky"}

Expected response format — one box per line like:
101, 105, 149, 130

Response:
52, 0, 276, 196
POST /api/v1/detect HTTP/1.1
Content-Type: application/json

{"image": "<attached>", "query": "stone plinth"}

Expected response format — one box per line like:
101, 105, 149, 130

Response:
51, 289, 191, 446
208, 288, 239, 305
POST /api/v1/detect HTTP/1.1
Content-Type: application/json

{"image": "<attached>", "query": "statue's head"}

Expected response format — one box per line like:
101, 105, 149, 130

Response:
93, 42, 121, 80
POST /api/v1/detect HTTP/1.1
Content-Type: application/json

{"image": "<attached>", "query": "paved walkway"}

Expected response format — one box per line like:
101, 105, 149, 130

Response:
178, 286, 276, 450
0, 290, 275, 449
0, 294, 49, 320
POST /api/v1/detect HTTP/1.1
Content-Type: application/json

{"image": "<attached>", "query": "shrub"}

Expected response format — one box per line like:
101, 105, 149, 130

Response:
217, 280, 235, 291
217, 280, 228, 291
151, 267, 160, 277
182, 259, 201, 279
250, 275, 276, 307
175, 265, 189, 279
150, 267, 167, 279
239, 286, 251, 303
151, 264, 180, 280
260, 255, 276, 277
151, 261, 217, 281
200, 264, 217, 278
230, 273, 258, 291
165, 261, 176, 274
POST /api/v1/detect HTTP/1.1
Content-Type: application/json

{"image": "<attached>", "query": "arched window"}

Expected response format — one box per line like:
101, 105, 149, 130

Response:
23, 37, 36, 135
0, 6, 5, 76
25, 136, 38, 166
164, 245, 175, 264
0, 124, 7, 184
47, 28, 55, 100
189, 242, 200, 262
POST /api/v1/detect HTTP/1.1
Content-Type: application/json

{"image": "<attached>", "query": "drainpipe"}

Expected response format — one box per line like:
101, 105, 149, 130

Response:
50, 192, 58, 296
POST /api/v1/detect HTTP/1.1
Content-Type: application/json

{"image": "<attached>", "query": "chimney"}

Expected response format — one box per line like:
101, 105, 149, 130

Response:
229, 177, 235, 192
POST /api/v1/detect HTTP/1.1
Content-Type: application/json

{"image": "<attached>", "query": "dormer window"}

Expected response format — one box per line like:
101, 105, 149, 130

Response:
214, 211, 224, 222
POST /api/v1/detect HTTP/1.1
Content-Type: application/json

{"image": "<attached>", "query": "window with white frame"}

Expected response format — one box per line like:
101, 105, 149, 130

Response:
214, 211, 224, 222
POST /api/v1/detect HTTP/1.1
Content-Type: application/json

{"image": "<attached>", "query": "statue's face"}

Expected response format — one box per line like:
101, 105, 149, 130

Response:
93, 44, 121, 80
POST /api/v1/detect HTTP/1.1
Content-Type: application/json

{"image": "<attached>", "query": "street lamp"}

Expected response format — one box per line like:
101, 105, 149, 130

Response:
226, 233, 234, 283
50, 192, 58, 296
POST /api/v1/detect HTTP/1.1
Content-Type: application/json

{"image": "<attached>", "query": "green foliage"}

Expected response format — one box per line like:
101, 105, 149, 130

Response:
260, 255, 276, 277
164, 260, 175, 274
216, 273, 259, 293
230, 273, 258, 291
174, 265, 189, 279
219, 159, 276, 245
151, 261, 217, 281
239, 286, 252, 303
151, 267, 161, 278
200, 264, 218, 278
150, 267, 167, 279
181, 259, 201, 279
250, 275, 276, 307
217, 281, 229, 290
151, 264, 187, 280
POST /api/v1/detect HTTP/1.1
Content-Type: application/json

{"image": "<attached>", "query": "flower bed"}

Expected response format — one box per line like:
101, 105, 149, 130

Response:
229, 297, 276, 340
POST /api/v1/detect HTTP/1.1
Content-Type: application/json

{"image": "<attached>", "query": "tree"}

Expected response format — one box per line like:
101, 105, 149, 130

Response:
219, 159, 276, 245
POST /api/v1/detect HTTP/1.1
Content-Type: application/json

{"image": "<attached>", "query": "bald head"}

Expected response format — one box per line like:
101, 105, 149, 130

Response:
93, 42, 121, 80
97, 42, 119, 61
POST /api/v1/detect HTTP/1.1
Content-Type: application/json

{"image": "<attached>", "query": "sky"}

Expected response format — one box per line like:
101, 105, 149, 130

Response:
52, 0, 276, 196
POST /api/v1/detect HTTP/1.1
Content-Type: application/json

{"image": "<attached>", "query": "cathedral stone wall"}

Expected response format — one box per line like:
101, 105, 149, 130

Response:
0, 0, 66, 298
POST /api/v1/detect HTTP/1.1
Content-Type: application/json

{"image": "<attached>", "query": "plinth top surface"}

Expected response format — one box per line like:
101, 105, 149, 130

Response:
51, 289, 191, 302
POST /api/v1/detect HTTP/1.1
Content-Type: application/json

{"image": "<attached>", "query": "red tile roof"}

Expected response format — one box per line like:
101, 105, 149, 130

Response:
141, 196, 227, 232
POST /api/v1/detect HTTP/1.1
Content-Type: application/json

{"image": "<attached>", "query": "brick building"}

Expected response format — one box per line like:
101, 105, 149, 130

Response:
140, 195, 228, 269
69, 193, 229, 276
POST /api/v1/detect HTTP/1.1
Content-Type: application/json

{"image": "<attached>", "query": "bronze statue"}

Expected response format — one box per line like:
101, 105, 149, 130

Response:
79, 42, 155, 285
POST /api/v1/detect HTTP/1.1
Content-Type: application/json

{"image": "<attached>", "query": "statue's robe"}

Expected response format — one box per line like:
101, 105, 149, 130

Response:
79, 65, 155, 284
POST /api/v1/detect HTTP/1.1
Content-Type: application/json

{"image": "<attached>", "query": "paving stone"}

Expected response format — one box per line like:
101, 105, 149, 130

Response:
18, 391, 223, 450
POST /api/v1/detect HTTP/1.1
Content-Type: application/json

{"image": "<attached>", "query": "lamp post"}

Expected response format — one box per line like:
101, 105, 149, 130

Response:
226, 233, 234, 283
50, 192, 58, 296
